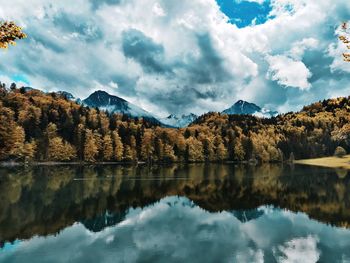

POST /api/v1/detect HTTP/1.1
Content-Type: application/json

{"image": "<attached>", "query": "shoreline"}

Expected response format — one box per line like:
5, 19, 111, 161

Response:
0, 160, 266, 167
294, 155, 350, 170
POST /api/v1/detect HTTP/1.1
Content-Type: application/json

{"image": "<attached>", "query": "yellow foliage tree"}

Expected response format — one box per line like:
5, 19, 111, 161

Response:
48, 137, 76, 161
102, 134, 113, 161
339, 22, 350, 62
112, 130, 124, 161
0, 21, 26, 49
84, 129, 99, 162
141, 129, 154, 162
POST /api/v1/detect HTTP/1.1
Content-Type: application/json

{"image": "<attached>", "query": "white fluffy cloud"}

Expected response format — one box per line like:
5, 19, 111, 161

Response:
0, 0, 349, 116
267, 55, 312, 89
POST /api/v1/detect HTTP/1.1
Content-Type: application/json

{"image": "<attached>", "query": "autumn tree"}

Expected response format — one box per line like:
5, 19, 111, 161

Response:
102, 133, 113, 161
84, 129, 99, 162
339, 22, 350, 62
334, 146, 346, 157
46, 123, 76, 161
214, 136, 227, 161
130, 135, 138, 161
186, 137, 204, 162
141, 129, 154, 162
163, 143, 176, 162
0, 21, 26, 49
154, 138, 164, 161
112, 130, 124, 161
123, 145, 134, 162
23, 140, 37, 160
48, 137, 76, 161
233, 139, 245, 161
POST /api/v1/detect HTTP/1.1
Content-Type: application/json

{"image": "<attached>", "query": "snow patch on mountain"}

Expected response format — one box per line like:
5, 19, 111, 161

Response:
160, 113, 198, 128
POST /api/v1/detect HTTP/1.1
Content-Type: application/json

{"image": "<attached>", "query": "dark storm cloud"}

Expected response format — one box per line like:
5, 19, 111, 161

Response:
122, 29, 171, 74
303, 50, 333, 83
53, 12, 103, 42
26, 28, 65, 53
122, 32, 235, 114
187, 33, 232, 84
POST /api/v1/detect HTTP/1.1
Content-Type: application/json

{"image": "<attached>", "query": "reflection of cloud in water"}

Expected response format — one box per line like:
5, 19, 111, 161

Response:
1, 196, 350, 263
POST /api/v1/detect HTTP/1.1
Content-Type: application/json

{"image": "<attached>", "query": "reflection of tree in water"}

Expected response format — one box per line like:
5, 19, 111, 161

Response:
0, 164, 349, 244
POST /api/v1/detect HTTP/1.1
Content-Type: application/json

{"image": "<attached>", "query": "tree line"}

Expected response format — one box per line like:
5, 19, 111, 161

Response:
0, 84, 350, 163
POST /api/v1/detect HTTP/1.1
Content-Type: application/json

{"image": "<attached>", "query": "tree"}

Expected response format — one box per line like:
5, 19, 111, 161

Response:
154, 138, 164, 161
216, 142, 227, 161
130, 135, 137, 161
0, 107, 26, 160
48, 137, 76, 161
334, 146, 347, 157
234, 140, 245, 161
163, 143, 176, 162
45, 123, 76, 161
123, 145, 133, 162
102, 134, 113, 161
112, 130, 124, 161
202, 137, 215, 161
0, 21, 27, 49
23, 140, 37, 160
141, 130, 154, 162
186, 137, 204, 162
84, 129, 99, 162
339, 22, 350, 62
9, 125, 25, 158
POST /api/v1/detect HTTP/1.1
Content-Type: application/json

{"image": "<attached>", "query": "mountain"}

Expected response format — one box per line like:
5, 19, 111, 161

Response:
160, 113, 198, 128
56, 91, 75, 101
82, 90, 160, 124
223, 100, 278, 118
231, 208, 265, 223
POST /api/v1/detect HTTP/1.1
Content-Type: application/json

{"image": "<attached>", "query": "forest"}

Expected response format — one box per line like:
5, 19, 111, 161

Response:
0, 83, 350, 163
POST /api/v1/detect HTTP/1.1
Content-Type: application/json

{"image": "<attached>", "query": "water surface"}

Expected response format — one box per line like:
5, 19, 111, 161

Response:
0, 164, 350, 262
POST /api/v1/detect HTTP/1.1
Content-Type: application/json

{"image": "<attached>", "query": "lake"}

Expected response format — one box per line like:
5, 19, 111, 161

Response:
0, 164, 350, 262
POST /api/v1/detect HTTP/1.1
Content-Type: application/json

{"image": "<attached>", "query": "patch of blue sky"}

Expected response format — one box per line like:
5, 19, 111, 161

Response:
11, 74, 30, 85
216, 0, 273, 28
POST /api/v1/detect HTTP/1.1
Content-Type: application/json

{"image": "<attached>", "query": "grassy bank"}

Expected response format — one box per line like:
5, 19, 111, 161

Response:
295, 155, 350, 170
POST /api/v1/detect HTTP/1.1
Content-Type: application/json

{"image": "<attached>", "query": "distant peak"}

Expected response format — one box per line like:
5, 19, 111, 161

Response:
91, 90, 109, 96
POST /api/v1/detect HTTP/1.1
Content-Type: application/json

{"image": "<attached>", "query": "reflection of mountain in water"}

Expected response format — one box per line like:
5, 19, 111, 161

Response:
0, 164, 350, 244
231, 208, 265, 223
81, 210, 126, 232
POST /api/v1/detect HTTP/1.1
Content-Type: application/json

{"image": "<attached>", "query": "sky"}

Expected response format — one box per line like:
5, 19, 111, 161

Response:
0, 0, 350, 117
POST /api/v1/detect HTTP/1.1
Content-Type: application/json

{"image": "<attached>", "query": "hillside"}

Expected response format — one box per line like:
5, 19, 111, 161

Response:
0, 84, 349, 163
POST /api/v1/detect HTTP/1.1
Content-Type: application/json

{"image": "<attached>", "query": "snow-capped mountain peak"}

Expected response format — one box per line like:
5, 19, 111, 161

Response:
223, 100, 278, 118
82, 90, 160, 123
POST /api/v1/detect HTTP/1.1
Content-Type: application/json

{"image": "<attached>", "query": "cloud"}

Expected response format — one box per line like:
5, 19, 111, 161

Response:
0, 0, 350, 116
267, 55, 312, 90
1, 196, 350, 262
274, 236, 320, 263
122, 29, 170, 74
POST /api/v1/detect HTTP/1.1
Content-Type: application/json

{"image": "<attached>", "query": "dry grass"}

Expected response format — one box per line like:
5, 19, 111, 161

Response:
295, 155, 350, 170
